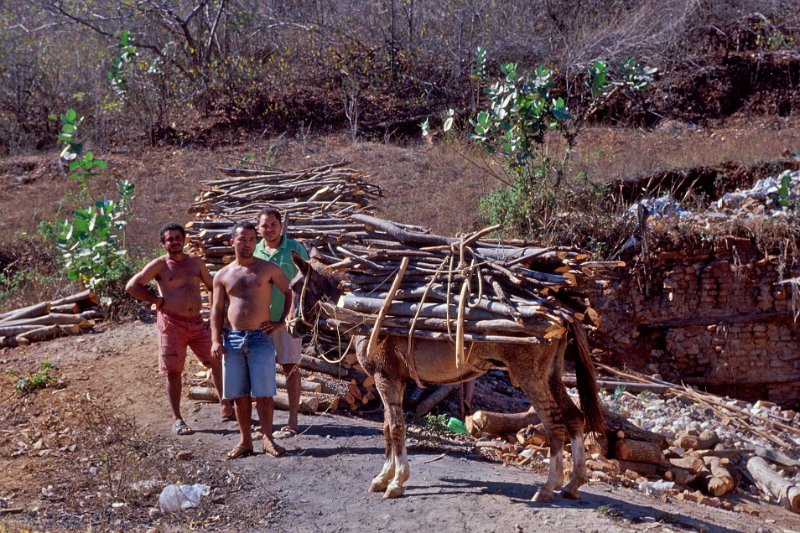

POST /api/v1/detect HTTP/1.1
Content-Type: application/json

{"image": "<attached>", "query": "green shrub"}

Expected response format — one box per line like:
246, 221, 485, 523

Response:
52, 109, 136, 295
15, 362, 58, 394
446, 49, 654, 244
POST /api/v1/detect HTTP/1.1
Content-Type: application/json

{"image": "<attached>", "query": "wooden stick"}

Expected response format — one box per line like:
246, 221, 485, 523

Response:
0, 325, 42, 336
455, 277, 469, 369
275, 373, 323, 393
271, 391, 320, 414
465, 409, 540, 437
613, 439, 666, 465
299, 354, 363, 380
16, 324, 62, 343
1, 314, 89, 328
318, 319, 552, 345
50, 303, 81, 314
414, 384, 458, 417
50, 290, 100, 307
366, 256, 409, 358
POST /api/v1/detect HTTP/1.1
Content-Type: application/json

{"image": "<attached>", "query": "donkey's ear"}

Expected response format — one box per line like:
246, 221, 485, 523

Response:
291, 250, 311, 275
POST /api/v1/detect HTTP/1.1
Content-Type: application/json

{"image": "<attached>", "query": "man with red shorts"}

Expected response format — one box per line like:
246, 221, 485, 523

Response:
126, 223, 233, 435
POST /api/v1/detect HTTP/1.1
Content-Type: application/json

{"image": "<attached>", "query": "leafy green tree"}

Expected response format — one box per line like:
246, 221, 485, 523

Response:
54, 109, 135, 291
446, 49, 654, 238
107, 30, 138, 99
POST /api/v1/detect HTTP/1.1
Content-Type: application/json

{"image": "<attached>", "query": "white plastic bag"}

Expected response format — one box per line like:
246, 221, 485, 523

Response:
637, 479, 675, 496
158, 483, 210, 513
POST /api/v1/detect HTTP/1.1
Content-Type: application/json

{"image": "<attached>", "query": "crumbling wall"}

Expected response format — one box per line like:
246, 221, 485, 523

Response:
595, 236, 800, 408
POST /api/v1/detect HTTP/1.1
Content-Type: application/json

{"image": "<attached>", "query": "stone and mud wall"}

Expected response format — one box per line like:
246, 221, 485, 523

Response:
595, 236, 800, 408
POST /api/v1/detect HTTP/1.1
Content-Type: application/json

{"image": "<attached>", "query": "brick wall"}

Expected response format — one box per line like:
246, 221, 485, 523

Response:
595, 237, 800, 408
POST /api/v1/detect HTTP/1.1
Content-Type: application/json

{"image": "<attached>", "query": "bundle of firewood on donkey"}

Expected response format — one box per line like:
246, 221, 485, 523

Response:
300, 213, 622, 362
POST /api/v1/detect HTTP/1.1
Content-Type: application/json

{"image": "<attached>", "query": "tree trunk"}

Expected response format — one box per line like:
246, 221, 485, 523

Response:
747, 456, 800, 512
465, 408, 540, 437
414, 384, 458, 417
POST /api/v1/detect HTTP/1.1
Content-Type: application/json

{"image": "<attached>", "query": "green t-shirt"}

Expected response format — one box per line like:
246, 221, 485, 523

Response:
254, 236, 309, 322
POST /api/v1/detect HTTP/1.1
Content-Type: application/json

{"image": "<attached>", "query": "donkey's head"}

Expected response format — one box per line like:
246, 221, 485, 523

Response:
286, 250, 343, 338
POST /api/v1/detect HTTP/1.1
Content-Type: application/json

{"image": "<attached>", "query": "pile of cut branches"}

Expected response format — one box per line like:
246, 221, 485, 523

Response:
0, 290, 103, 347
186, 162, 382, 275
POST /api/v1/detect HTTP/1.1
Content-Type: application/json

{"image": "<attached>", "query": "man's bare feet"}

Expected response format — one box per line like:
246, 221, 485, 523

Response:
262, 436, 286, 457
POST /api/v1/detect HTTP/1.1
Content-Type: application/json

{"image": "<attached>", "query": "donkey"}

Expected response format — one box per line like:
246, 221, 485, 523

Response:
286, 251, 604, 502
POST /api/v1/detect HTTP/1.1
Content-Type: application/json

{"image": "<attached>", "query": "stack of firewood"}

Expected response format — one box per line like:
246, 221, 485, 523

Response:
188, 365, 345, 414
0, 290, 103, 347
308, 213, 618, 349
185, 162, 382, 274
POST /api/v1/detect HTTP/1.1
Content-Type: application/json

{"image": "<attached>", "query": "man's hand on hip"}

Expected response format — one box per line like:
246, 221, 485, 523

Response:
259, 320, 284, 334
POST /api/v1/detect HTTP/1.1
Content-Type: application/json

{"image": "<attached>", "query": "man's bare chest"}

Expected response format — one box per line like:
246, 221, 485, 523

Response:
159, 262, 200, 287
227, 270, 269, 297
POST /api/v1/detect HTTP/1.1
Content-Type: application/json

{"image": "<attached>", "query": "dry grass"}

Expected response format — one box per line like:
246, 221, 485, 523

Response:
572, 116, 800, 182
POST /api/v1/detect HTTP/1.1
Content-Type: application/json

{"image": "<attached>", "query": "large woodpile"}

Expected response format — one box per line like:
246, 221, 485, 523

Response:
186, 163, 382, 275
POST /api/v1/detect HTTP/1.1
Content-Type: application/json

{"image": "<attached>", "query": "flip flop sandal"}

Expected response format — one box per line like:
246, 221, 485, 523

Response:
172, 420, 194, 436
273, 426, 297, 438
262, 437, 286, 458
226, 444, 254, 460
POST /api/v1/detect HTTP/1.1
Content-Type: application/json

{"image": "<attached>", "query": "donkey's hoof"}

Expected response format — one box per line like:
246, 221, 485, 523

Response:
369, 479, 389, 493
561, 488, 581, 500
532, 489, 554, 502
383, 483, 405, 499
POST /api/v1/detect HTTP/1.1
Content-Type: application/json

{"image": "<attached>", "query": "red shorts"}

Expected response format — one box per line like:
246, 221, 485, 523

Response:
157, 311, 213, 374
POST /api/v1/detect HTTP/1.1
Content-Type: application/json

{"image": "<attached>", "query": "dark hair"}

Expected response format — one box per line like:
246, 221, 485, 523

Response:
160, 223, 186, 242
258, 205, 282, 224
230, 221, 257, 240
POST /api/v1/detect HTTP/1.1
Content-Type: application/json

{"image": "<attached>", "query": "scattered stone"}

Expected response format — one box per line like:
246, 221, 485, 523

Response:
175, 450, 193, 460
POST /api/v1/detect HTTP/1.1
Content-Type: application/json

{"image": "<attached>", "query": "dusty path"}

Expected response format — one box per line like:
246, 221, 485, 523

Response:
2, 320, 800, 532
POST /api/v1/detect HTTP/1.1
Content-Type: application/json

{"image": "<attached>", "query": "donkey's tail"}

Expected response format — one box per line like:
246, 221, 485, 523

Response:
571, 320, 605, 433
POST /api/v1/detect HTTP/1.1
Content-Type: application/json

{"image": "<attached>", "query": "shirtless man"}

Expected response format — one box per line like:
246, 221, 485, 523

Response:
126, 223, 233, 436
210, 221, 292, 459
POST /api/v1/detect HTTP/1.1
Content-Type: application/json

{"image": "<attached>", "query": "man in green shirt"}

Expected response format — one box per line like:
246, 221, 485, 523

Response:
255, 206, 310, 436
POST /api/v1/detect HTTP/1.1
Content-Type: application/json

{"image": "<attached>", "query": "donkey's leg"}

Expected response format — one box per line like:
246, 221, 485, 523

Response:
506, 345, 568, 502
369, 389, 395, 493
383, 376, 409, 498
552, 377, 588, 499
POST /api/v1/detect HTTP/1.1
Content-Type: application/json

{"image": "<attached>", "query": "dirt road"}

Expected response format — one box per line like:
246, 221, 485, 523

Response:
2, 320, 799, 532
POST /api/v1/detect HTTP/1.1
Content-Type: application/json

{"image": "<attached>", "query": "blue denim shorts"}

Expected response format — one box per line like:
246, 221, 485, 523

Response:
222, 329, 276, 399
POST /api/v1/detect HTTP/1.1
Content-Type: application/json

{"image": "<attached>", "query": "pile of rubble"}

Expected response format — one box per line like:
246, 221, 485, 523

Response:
468, 367, 800, 515
632, 169, 800, 224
